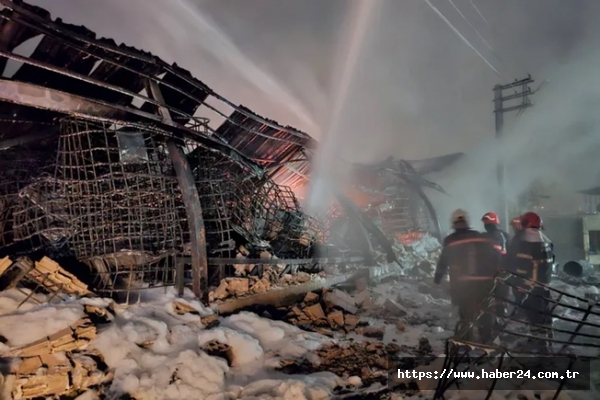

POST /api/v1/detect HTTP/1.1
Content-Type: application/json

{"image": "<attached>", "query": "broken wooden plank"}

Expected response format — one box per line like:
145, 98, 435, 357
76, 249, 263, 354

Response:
0, 256, 12, 277
6, 318, 96, 358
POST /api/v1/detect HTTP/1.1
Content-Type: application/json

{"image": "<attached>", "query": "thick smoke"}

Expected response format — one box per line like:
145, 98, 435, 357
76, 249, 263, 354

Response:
31, 0, 599, 222
429, 0, 600, 231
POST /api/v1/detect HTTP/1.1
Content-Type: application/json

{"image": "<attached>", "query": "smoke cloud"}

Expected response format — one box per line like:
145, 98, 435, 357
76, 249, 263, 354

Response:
29, 0, 600, 225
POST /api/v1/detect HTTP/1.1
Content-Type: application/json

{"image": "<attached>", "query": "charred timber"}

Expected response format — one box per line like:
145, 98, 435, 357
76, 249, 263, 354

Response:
167, 139, 207, 298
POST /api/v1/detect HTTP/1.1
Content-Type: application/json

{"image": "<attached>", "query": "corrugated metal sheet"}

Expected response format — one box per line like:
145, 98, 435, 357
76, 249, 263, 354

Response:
215, 107, 314, 189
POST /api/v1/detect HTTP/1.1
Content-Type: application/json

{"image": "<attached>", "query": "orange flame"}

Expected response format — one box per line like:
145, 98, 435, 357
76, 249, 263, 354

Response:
395, 232, 424, 245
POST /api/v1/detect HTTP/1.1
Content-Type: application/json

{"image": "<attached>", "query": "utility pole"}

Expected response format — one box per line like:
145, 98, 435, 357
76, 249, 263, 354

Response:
493, 76, 534, 231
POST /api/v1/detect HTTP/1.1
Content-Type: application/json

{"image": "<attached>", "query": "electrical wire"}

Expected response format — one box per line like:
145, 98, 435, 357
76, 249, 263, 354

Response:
448, 0, 493, 50
469, 0, 491, 27
467, 0, 530, 79
447, 0, 519, 91
422, 0, 504, 80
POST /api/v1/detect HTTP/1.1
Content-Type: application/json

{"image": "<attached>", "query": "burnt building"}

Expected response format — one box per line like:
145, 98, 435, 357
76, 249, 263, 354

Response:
0, 0, 447, 299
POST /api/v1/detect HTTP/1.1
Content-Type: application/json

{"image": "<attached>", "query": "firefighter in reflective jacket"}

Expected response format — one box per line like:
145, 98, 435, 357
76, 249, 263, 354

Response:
434, 209, 500, 343
507, 215, 526, 305
505, 211, 555, 349
480, 212, 510, 319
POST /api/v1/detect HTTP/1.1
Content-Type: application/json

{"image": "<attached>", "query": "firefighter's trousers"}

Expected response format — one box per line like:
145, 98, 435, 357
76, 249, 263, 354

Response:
451, 278, 496, 344
522, 286, 553, 340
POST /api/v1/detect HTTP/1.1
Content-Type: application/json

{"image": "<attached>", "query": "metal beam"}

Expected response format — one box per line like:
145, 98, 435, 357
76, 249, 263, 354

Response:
145, 78, 208, 299
0, 79, 261, 171
167, 139, 208, 299
0, 79, 122, 118
0, 3, 312, 146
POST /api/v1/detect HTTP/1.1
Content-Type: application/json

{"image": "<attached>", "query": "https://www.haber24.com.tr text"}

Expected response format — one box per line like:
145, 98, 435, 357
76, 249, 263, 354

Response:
398, 368, 580, 381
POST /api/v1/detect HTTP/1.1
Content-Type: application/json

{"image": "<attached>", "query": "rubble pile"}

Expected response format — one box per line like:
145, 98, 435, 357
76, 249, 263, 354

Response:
1, 306, 112, 399
277, 336, 436, 390
273, 286, 384, 337
393, 234, 441, 278
0, 256, 91, 301
278, 341, 399, 386
209, 268, 323, 303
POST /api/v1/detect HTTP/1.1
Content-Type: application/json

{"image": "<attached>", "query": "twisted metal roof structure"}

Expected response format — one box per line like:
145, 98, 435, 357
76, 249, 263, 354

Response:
0, 0, 315, 190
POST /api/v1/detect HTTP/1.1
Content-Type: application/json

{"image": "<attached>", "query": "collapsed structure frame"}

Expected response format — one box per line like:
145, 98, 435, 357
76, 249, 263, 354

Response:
0, 0, 445, 300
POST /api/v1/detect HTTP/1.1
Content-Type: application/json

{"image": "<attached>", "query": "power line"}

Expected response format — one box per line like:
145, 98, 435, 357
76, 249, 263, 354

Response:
469, 0, 491, 27
422, 0, 504, 80
467, 0, 530, 78
447, 0, 519, 91
448, 0, 493, 50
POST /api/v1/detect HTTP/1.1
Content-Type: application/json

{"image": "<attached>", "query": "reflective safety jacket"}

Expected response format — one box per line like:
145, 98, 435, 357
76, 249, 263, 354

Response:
434, 228, 500, 284
482, 225, 510, 256
505, 228, 554, 285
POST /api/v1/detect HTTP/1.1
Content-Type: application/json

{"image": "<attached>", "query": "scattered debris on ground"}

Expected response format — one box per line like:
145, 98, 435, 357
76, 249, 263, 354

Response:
1, 305, 112, 399
208, 269, 325, 303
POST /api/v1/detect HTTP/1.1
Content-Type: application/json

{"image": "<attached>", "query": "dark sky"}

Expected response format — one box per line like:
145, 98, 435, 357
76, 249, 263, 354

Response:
27, 0, 591, 160
26, 0, 600, 218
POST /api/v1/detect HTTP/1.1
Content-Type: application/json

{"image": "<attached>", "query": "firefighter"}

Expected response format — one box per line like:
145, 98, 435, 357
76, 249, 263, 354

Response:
506, 215, 527, 307
480, 212, 510, 320
505, 211, 555, 351
434, 209, 499, 344
480, 212, 510, 255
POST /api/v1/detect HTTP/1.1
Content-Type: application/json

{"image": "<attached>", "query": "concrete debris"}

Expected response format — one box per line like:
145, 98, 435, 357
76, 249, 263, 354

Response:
327, 311, 344, 329
170, 301, 220, 328
172, 300, 200, 315
323, 289, 358, 314
303, 303, 326, 320
1, 306, 114, 399
383, 298, 407, 317
201, 340, 234, 366
4, 318, 97, 358
200, 314, 220, 329
208, 268, 320, 303
277, 341, 402, 386
356, 326, 386, 340
303, 292, 320, 304
396, 320, 406, 332
354, 289, 370, 308
280, 289, 370, 333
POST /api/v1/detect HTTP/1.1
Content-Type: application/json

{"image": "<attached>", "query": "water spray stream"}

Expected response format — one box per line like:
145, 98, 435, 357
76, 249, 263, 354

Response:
306, 0, 380, 215
174, 0, 318, 132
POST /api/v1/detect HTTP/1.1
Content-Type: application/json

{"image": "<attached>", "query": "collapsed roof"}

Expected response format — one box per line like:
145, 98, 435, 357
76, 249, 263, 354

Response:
0, 0, 461, 194
0, 0, 316, 192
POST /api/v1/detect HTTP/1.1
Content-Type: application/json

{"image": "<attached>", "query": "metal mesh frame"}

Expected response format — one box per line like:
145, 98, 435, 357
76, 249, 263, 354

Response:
11, 176, 71, 251
48, 118, 187, 293
56, 118, 187, 259
378, 188, 436, 242
0, 145, 57, 254
433, 272, 600, 398
453, 272, 600, 357
191, 148, 323, 260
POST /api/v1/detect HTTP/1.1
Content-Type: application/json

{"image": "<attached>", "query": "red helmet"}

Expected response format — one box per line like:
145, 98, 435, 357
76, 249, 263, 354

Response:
481, 212, 500, 225
510, 216, 522, 231
521, 211, 542, 229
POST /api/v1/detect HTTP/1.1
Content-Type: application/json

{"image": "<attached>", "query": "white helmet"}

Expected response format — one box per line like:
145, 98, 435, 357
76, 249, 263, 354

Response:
451, 209, 470, 227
